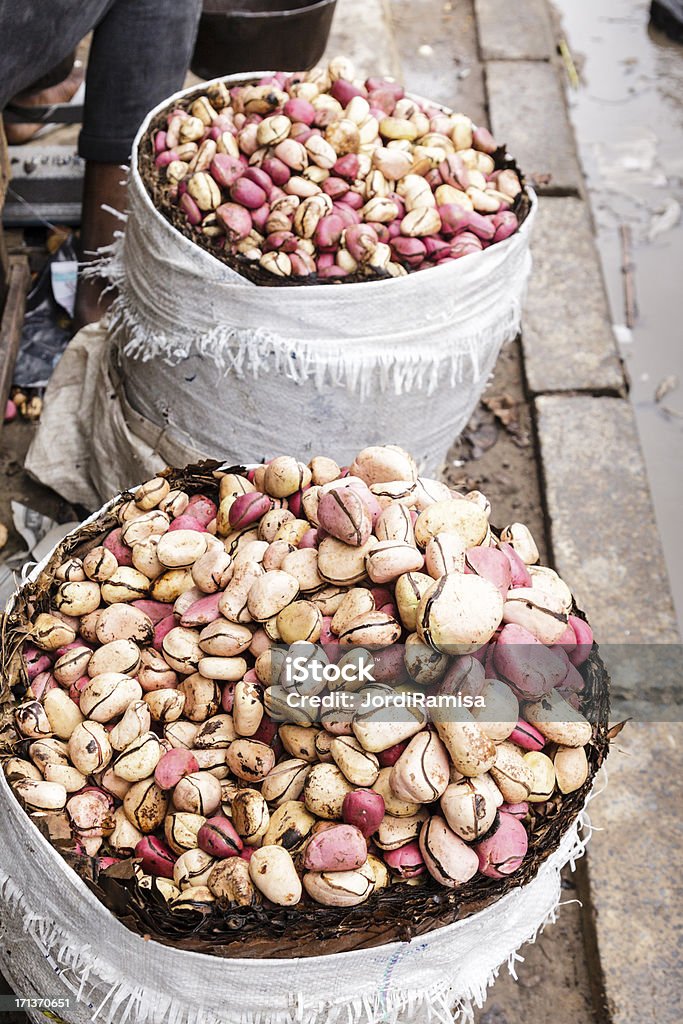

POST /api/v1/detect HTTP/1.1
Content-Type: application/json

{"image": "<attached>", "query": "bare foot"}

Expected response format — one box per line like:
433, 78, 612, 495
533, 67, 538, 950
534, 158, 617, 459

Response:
5, 62, 85, 145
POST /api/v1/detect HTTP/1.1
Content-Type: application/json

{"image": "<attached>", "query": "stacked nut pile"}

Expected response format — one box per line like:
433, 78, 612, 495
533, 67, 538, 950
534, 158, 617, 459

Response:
149, 56, 523, 280
5, 445, 594, 912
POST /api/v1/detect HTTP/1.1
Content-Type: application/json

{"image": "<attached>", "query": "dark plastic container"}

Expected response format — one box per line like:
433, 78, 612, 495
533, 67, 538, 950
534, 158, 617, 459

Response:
191, 0, 338, 79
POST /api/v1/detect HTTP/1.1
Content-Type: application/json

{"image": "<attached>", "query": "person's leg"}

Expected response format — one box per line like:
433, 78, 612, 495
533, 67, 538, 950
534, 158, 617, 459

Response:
74, 0, 201, 329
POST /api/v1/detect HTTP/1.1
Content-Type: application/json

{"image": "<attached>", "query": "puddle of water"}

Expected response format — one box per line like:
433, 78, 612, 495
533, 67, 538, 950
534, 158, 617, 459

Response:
553, 0, 683, 635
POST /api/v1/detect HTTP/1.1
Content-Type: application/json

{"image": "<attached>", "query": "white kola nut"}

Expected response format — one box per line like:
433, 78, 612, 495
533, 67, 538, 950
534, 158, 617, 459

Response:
279, 723, 321, 762
374, 809, 429, 850
198, 655, 247, 681
371, 767, 418, 818
276, 600, 323, 644
170, 887, 215, 911
109, 700, 151, 750
330, 736, 379, 787
173, 771, 222, 816
304, 861, 375, 908
524, 689, 592, 748
331, 587, 375, 636
401, 205, 442, 237
174, 849, 216, 891
440, 774, 501, 841
178, 674, 220, 722
432, 707, 497, 777
32, 613, 76, 650
135, 477, 171, 511
101, 566, 150, 604
293, 195, 328, 238
79, 673, 143, 722
113, 732, 163, 782
109, 806, 144, 853
249, 846, 302, 906
489, 741, 535, 803
232, 679, 264, 737
217, 561, 265, 625
281, 548, 324, 593
365, 540, 424, 584
398, 173, 435, 210
159, 488, 190, 517
156, 530, 208, 568
42, 689, 84, 740
88, 638, 141, 677
225, 738, 276, 782
259, 251, 292, 277
503, 587, 569, 645
95, 604, 153, 646
350, 445, 417, 486
121, 510, 170, 546
391, 729, 451, 803
375, 503, 415, 544
528, 565, 573, 614
524, 751, 557, 802
68, 721, 112, 775
345, 95, 371, 125
55, 557, 85, 582
554, 745, 589, 794
83, 546, 118, 582
394, 571, 434, 632
471, 679, 519, 741
425, 531, 466, 578
328, 54, 355, 80
13, 779, 67, 811
53, 580, 101, 616
317, 535, 378, 587
362, 197, 399, 224
352, 705, 426, 754
231, 789, 269, 845
44, 763, 87, 793
413, 573, 505, 651
247, 570, 300, 621
190, 96, 217, 125
258, 508, 295, 543
146, 689, 186, 723
4, 758, 42, 783
303, 763, 354, 820
192, 712, 235, 753
208, 857, 255, 905
403, 632, 449, 686
14, 700, 53, 739
263, 800, 317, 851
261, 759, 311, 805
256, 113, 291, 146
165, 812, 206, 854
414, 499, 488, 548
132, 537, 164, 579
325, 118, 361, 156
164, 720, 198, 749
163, 626, 202, 674
500, 523, 540, 564
28, 737, 68, 773
118, 498, 145, 525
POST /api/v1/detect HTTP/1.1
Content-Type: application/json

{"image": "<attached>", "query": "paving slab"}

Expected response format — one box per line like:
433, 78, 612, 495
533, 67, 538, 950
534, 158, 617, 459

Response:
390, 0, 486, 125
487, 61, 583, 193
325, 0, 400, 79
523, 198, 625, 394
582, 722, 683, 1024
536, 395, 679, 646
474, 0, 555, 61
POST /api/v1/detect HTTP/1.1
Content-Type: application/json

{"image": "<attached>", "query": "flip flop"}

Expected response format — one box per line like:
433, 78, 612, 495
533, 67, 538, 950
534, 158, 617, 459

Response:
4, 81, 86, 141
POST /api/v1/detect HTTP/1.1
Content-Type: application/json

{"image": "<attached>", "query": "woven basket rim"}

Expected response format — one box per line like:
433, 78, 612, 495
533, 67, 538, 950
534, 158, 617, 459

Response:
0, 459, 610, 960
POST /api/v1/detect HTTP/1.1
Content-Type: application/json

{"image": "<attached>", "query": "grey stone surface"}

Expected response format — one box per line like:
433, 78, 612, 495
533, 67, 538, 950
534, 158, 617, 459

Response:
475, 0, 555, 60
584, 723, 683, 1024
487, 61, 583, 193
523, 198, 625, 394
325, 0, 400, 78
536, 395, 679, 646
390, 0, 486, 124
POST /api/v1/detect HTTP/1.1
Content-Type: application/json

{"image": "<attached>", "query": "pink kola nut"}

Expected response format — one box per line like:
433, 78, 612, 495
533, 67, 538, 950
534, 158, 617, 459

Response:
221, 681, 236, 713
4, 399, 17, 422
69, 676, 90, 705
377, 742, 407, 768
132, 600, 173, 624
229, 492, 272, 530
366, 77, 404, 99
371, 644, 408, 684
186, 495, 217, 526
568, 615, 593, 666
155, 150, 180, 168
464, 547, 512, 599
492, 211, 518, 242
24, 644, 52, 681
251, 204, 270, 232
329, 78, 367, 105
502, 802, 529, 820
553, 624, 577, 655
315, 214, 345, 252
103, 528, 134, 566
318, 266, 348, 279
28, 672, 58, 700
245, 167, 272, 192
323, 177, 350, 200
179, 193, 202, 226
317, 488, 372, 547
251, 715, 278, 746
136, 836, 177, 878
180, 593, 222, 627
261, 156, 291, 186
198, 815, 243, 857
303, 823, 367, 871
342, 789, 385, 838
370, 587, 393, 608
96, 856, 121, 872
333, 153, 360, 180
366, 89, 397, 115
154, 130, 167, 154
239, 846, 254, 861
383, 840, 426, 878
215, 202, 252, 241
317, 254, 335, 271
230, 177, 267, 209
168, 514, 206, 533
210, 154, 245, 188
509, 718, 545, 751
493, 623, 566, 699
332, 203, 360, 227
475, 812, 528, 879
497, 542, 532, 587
155, 749, 200, 789
283, 98, 315, 125
153, 614, 177, 652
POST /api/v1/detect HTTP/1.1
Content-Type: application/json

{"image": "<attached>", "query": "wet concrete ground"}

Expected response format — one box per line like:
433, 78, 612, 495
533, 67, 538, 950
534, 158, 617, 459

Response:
552, 0, 683, 633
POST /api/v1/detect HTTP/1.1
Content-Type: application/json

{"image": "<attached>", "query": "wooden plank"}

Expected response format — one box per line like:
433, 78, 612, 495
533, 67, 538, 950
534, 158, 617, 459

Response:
0, 255, 31, 436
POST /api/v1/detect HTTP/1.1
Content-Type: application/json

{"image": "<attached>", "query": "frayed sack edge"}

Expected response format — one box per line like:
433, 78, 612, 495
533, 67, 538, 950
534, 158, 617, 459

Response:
0, 810, 594, 1024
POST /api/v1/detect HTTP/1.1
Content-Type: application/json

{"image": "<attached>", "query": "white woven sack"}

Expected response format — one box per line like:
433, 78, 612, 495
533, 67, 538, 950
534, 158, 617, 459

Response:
1, 512, 593, 1024
96, 76, 536, 476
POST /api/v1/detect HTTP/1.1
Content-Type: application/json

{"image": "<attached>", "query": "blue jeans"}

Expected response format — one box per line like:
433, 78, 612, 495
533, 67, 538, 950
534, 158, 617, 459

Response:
0, 0, 202, 162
